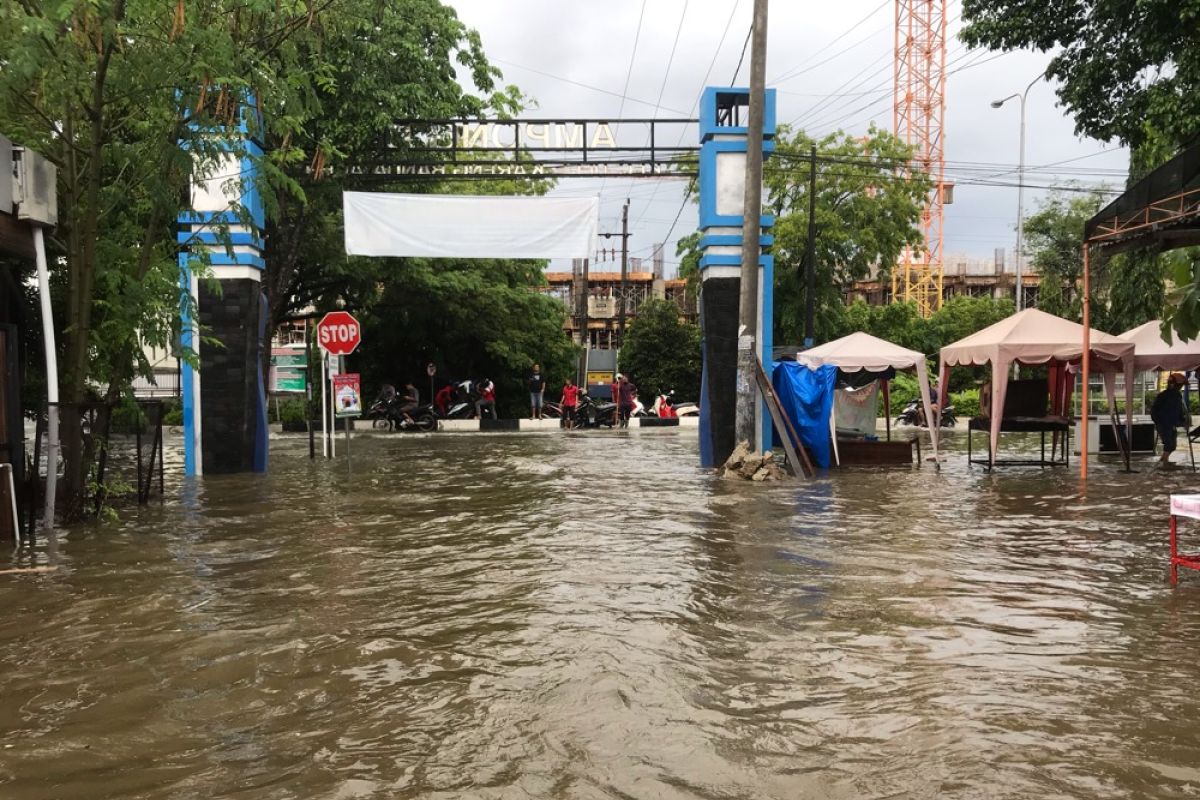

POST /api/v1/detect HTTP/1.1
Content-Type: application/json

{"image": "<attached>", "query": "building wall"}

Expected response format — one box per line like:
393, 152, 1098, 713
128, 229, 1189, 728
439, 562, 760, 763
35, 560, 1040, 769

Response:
539, 270, 698, 350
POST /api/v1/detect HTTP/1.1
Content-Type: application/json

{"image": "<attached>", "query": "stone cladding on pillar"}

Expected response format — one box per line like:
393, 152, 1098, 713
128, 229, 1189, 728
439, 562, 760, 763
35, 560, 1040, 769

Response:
695, 87, 777, 466
178, 104, 269, 476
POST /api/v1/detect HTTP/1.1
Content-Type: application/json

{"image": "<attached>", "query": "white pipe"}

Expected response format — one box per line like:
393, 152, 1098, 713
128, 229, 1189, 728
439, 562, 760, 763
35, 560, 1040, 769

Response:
189, 269, 203, 476
33, 228, 58, 525
320, 351, 328, 458
329, 356, 337, 459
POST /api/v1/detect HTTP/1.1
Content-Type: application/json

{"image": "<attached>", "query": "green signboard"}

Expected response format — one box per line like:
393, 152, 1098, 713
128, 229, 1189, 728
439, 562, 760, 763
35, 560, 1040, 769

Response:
274, 370, 306, 393
272, 353, 307, 368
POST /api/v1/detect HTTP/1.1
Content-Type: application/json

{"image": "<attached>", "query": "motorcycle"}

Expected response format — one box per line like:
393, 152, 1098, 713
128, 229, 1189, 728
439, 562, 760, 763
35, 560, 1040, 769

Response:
395, 402, 439, 432
653, 390, 678, 418
441, 380, 479, 420
573, 394, 617, 428
895, 399, 956, 428
369, 395, 404, 430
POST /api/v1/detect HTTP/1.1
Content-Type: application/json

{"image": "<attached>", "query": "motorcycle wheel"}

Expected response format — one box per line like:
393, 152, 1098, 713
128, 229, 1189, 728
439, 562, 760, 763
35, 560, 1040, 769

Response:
372, 417, 391, 429
415, 413, 437, 432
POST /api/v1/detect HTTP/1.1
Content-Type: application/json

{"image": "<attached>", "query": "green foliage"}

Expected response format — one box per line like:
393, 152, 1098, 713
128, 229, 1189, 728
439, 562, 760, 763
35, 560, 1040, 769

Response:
351, 257, 578, 419
950, 388, 982, 419
268, 398, 306, 425
961, 0, 1200, 150
767, 127, 931, 344
1023, 188, 1172, 333
163, 406, 184, 427
618, 300, 702, 401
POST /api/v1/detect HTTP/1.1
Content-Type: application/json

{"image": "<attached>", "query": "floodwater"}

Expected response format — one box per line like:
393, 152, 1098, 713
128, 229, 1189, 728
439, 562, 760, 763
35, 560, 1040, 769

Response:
2, 428, 1200, 800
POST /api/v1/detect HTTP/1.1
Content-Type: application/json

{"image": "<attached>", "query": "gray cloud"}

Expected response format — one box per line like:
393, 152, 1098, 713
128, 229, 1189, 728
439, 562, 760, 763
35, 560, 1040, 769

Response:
448, 0, 1128, 275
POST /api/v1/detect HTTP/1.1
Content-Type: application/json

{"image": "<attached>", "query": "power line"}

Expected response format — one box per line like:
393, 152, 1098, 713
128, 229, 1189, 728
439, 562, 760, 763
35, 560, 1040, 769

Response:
730, 25, 752, 85
651, 0, 690, 117
768, 0, 890, 84
494, 59, 691, 117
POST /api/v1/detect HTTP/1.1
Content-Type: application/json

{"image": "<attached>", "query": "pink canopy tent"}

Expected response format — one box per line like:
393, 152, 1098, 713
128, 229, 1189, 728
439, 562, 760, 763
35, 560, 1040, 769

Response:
939, 308, 1136, 464
798, 331, 939, 459
1120, 320, 1200, 372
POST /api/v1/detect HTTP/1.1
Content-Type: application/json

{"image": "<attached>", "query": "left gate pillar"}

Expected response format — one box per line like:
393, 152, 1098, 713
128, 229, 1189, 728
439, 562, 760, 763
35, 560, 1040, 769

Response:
696, 87, 776, 467
178, 112, 268, 477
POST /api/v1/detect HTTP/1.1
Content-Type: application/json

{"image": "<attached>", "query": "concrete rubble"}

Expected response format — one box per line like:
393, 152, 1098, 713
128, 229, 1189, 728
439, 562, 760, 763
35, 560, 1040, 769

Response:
720, 441, 786, 481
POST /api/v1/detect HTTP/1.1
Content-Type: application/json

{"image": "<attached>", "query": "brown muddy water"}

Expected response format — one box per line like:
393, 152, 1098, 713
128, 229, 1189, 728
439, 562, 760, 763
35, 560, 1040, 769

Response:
1, 429, 1200, 800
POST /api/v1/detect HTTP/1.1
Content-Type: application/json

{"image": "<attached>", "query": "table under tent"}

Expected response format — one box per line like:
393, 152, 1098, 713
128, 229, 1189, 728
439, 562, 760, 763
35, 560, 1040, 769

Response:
796, 332, 939, 466
1121, 319, 1200, 470
938, 308, 1136, 469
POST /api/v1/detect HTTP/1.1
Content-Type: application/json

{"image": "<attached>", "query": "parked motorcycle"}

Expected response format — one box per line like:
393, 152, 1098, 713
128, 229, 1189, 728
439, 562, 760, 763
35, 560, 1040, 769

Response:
441, 380, 479, 420
653, 390, 678, 418
895, 399, 956, 428
573, 394, 617, 428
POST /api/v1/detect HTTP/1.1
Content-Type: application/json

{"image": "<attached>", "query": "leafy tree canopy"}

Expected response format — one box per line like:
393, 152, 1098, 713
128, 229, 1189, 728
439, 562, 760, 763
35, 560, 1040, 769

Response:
766, 126, 931, 344
617, 299, 701, 402
961, 0, 1200, 149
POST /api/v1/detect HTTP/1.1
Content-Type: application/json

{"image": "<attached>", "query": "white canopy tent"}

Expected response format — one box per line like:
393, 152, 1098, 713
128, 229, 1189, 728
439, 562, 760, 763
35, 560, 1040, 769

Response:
799, 331, 939, 460
939, 308, 1136, 465
1121, 320, 1200, 372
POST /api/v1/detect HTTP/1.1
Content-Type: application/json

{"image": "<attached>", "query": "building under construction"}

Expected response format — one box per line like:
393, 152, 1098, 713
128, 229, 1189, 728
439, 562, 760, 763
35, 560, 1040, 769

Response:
847, 250, 1042, 308
539, 254, 697, 351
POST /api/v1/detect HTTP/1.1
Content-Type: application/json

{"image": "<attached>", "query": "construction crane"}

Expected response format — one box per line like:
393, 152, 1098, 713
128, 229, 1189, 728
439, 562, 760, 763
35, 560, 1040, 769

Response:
892, 0, 948, 317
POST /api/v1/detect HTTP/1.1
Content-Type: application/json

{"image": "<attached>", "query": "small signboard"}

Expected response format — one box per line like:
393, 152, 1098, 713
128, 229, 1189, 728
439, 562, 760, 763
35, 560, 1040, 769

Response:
332, 373, 362, 417
587, 371, 614, 385
270, 350, 308, 394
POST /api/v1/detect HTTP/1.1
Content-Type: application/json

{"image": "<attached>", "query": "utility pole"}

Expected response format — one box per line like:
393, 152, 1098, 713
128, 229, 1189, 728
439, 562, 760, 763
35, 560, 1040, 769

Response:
735, 0, 769, 451
804, 144, 817, 348
618, 199, 630, 347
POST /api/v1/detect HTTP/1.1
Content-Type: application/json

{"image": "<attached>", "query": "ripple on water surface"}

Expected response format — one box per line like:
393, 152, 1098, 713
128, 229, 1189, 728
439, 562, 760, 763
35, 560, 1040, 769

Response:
1, 430, 1199, 799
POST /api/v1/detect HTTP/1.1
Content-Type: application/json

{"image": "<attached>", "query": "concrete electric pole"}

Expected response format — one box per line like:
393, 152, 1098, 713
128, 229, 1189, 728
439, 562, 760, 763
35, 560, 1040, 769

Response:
735, 0, 769, 451
618, 198, 630, 346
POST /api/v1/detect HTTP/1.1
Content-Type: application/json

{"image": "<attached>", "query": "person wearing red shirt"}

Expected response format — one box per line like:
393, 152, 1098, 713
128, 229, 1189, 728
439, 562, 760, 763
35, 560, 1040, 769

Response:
561, 378, 580, 429
434, 383, 454, 416
475, 379, 496, 419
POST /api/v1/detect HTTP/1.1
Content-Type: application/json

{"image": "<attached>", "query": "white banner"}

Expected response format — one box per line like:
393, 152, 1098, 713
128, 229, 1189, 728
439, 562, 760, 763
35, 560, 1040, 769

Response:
343, 192, 599, 259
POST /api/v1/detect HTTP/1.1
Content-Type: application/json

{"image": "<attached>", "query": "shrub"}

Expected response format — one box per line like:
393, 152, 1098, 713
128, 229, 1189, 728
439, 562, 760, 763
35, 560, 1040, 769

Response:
950, 388, 980, 418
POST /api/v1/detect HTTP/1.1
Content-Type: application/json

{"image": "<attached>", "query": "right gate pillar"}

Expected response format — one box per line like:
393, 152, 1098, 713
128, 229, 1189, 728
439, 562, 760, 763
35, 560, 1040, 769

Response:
696, 87, 777, 467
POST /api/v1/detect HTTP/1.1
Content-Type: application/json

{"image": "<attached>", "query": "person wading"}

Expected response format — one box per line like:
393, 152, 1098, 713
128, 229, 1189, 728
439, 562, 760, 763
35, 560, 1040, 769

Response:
561, 377, 580, 429
529, 363, 546, 420
617, 374, 637, 427
1152, 372, 1190, 466
476, 379, 496, 420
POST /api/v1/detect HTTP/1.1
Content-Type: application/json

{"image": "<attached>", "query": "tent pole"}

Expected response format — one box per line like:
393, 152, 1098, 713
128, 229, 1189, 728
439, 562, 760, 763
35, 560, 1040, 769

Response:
1081, 244, 1091, 481
883, 379, 891, 441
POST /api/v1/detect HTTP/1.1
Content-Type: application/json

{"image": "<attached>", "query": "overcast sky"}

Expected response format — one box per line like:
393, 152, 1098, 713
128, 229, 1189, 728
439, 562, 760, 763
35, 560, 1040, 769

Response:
446, 0, 1129, 276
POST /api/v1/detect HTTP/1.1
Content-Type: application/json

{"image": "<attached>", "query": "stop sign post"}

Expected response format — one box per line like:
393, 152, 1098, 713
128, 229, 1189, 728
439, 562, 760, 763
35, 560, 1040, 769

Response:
316, 311, 362, 356
315, 311, 362, 462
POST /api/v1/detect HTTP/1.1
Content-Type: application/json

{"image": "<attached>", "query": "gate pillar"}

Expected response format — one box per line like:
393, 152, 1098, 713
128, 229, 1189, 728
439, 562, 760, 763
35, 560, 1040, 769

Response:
178, 109, 269, 476
696, 87, 776, 467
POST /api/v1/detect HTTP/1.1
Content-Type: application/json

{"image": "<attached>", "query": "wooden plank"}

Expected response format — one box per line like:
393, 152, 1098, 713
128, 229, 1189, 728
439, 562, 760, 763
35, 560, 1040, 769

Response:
754, 358, 815, 478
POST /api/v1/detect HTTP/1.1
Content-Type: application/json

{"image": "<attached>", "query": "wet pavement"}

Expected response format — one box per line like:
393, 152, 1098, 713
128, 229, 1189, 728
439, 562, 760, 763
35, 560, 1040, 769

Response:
1, 429, 1199, 799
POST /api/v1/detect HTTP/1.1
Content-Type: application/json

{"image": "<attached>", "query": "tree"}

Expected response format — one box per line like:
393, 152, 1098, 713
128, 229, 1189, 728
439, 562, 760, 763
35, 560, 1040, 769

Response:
259, 1, 525, 355
352, 256, 578, 419
617, 300, 701, 402
961, 0, 1200, 150
0, 0, 335, 520
1022, 191, 1106, 323
766, 127, 931, 345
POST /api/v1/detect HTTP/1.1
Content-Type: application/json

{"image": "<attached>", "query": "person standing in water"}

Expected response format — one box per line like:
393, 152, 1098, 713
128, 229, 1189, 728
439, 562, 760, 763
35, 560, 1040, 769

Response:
1152, 372, 1190, 466
529, 363, 546, 420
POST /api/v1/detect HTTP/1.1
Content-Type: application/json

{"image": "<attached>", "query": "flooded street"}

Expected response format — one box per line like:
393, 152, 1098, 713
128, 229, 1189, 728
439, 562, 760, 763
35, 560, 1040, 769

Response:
2, 429, 1200, 799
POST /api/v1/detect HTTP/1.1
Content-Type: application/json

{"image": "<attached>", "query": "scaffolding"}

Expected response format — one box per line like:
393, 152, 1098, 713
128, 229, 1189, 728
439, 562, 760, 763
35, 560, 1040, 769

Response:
893, 0, 948, 317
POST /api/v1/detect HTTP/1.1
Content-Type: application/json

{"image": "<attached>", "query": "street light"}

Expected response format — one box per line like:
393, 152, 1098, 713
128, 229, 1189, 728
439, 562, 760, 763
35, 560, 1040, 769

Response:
991, 71, 1045, 313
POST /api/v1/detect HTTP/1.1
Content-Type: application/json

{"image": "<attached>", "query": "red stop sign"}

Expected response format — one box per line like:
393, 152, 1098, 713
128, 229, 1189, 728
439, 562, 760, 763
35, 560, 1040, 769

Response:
316, 311, 362, 355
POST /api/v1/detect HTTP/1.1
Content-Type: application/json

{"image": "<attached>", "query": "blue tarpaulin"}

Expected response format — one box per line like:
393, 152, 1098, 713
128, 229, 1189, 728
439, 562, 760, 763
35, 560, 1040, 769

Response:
772, 361, 837, 469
